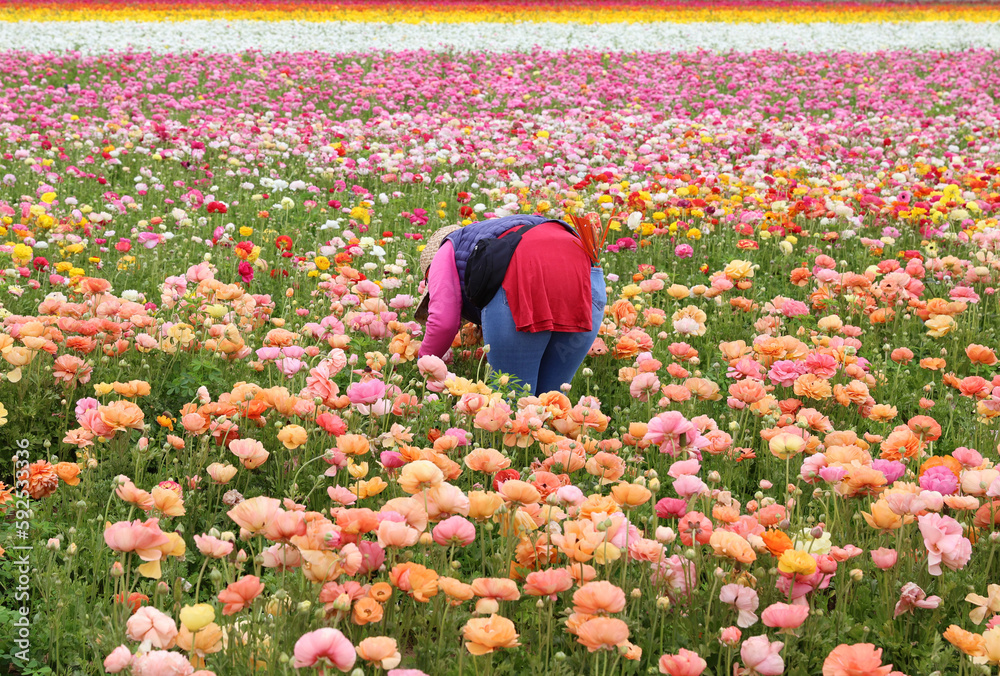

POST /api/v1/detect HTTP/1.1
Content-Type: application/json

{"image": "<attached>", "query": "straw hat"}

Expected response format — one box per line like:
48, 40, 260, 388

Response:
414, 224, 463, 322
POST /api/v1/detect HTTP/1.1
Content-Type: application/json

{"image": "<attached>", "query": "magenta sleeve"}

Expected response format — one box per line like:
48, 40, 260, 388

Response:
418, 241, 462, 358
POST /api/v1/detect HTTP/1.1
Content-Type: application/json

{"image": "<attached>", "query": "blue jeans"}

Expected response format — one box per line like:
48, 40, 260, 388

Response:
481, 267, 606, 395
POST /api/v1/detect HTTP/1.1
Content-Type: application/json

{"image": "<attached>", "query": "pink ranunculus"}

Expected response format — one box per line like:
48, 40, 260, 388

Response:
667, 459, 701, 478
417, 354, 449, 382
953, 446, 984, 468
629, 372, 661, 402
194, 533, 234, 559
125, 606, 178, 649
917, 513, 972, 575
347, 379, 386, 405
740, 635, 785, 676
432, 515, 476, 547
103, 645, 133, 673
870, 548, 898, 570
655, 497, 688, 519
761, 602, 810, 633
130, 651, 193, 676
658, 648, 707, 675
293, 628, 357, 672
720, 584, 759, 628
673, 474, 708, 499
644, 411, 700, 455
104, 519, 171, 560
720, 626, 742, 647
893, 582, 941, 618
919, 466, 958, 495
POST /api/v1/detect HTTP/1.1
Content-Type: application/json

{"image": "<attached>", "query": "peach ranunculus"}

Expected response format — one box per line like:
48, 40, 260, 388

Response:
572, 580, 626, 615
277, 424, 307, 449
575, 617, 630, 652
229, 438, 270, 470
462, 614, 521, 655
151, 486, 185, 517
227, 496, 282, 535
99, 400, 145, 432
464, 448, 511, 474
709, 530, 757, 564
397, 460, 444, 495
355, 636, 401, 670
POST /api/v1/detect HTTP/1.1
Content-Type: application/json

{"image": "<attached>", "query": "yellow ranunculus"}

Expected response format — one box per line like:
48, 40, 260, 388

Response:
179, 603, 216, 632
777, 549, 817, 576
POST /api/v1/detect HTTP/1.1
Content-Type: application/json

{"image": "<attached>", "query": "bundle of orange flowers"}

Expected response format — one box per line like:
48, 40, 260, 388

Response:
566, 210, 624, 266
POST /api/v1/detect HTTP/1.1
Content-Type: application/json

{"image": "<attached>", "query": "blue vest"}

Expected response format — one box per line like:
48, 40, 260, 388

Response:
445, 215, 576, 324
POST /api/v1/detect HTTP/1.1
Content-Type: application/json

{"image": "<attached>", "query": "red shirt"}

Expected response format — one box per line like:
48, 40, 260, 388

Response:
501, 220, 593, 333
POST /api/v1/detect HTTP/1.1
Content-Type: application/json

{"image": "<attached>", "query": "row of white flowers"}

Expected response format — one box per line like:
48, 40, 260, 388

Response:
3, 19, 998, 53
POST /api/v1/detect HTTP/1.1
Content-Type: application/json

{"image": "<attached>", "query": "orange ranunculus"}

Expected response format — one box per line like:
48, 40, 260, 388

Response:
217, 575, 265, 615
467, 491, 504, 521
462, 614, 520, 655
368, 582, 393, 603
907, 415, 942, 441
918, 357, 946, 371
389, 563, 439, 602
352, 597, 384, 625
861, 499, 910, 532
610, 482, 652, 508
761, 530, 793, 557
967, 344, 998, 366
879, 429, 923, 462
26, 460, 59, 499
498, 479, 541, 506
277, 424, 307, 449
53, 462, 81, 486
943, 624, 986, 657
839, 466, 888, 498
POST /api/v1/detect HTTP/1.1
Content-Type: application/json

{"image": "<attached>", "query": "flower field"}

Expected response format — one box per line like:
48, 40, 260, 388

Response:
4, 2, 1000, 675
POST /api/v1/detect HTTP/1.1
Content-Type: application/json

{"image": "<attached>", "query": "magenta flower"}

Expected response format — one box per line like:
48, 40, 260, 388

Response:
919, 466, 958, 495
